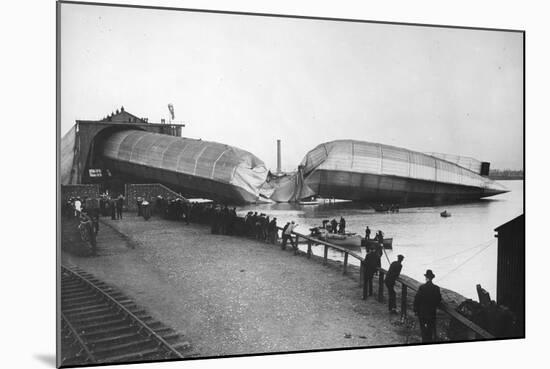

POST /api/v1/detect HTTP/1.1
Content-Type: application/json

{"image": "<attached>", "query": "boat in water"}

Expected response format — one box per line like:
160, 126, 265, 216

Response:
361, 238, 393, 249
309, 227, 363, 248
440, 210, 452, 218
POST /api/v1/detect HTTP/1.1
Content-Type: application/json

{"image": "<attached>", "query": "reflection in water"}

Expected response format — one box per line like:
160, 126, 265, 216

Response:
238, 180, 523, 299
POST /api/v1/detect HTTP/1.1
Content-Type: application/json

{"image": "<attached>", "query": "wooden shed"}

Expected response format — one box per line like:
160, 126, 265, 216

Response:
494, 214, 525, 336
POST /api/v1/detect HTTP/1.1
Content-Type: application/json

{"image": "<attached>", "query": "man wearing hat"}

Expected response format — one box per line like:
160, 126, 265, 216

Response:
413, 269, 442, 342
364, 248, 380, 296
282, 221, 298, 250
385, 254, 405, 314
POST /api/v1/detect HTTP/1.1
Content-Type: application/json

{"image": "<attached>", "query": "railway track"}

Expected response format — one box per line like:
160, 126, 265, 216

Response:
60, 265, 192, 366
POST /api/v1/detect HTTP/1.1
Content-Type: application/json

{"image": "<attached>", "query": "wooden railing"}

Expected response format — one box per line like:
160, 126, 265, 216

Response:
276, 226, 494, 340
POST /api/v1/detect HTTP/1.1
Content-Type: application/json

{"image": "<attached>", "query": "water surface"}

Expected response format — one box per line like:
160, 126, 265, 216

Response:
238, 180, 523, 299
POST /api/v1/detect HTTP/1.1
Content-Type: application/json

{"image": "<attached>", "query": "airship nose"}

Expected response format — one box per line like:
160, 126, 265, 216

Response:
484, 182, 510, 197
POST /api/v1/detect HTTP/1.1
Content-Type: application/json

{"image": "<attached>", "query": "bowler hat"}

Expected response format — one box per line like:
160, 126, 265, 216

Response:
424, 269, 435, 279
397, 254, 404, 261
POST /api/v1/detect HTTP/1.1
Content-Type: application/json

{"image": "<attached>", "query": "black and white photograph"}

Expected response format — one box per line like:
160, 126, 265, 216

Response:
55, 1, 525, 367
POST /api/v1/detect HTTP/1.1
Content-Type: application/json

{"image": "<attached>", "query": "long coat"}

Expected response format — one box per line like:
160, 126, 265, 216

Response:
385, 261, 402, 286
413, 281, 442, 319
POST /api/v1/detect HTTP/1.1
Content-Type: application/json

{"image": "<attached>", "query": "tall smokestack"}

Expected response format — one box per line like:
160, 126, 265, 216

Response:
277, 139, 281, 173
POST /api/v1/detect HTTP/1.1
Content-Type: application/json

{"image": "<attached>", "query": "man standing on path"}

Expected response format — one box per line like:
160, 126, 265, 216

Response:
282, 221, 297, 250
74, 197, 81, 217
110, 197, 117, 220
364, 248, 379, 296
385, 254, 404, 314
281, 222, 290, 249
413, 269, 442, 343
116, 194, 124, 219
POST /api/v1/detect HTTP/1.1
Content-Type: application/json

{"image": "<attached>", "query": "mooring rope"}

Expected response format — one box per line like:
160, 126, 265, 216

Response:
437, 238, 496, 282
426, 238, 496, 266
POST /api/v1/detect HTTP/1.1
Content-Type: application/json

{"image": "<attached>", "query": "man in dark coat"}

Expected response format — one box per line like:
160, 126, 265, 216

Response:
330, 218, 338, 234
116, 194, 124, 219
413, 269, 442, 343
281, 222, 291, 250
109, 197, 117, 220
339, 217, 346, 234
268, 217, 277, 243
385, 254, 404, 313
364, 248, 379, 296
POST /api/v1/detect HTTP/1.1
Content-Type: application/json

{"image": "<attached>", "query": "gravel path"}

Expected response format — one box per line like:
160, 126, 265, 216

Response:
62, 214, 416, 357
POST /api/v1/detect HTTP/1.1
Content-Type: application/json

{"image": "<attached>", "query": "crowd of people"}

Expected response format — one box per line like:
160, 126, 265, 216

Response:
242, 212, 279, 242
63, 196, 101, 255
63, 192, 442, 343
130, 195, 282, 243
325, 217, 347, 234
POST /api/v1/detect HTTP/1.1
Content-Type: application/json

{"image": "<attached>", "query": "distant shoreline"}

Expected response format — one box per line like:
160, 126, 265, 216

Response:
489, 176, 524, 181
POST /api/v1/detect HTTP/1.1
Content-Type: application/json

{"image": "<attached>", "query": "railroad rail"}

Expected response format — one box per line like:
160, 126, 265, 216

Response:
60, 265, 191, 366
276, 226, 495, 340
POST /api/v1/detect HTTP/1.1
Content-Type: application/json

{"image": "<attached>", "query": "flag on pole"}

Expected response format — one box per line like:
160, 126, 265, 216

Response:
168, 104, 175, 120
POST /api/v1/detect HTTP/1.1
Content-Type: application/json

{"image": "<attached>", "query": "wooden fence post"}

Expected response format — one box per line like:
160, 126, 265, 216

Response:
400, 283, 408, 319
343, 253, 349, 275
368, 275, 373, 296
378, 270, 385, 302
359, 261, 364, 287
362, 262, 368, 300
294, 235, 299, 255
323, 245, 328, 265
307, 241, 312, 258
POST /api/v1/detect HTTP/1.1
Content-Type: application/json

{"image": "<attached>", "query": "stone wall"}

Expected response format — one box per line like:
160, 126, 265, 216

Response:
125, 183, 185, 210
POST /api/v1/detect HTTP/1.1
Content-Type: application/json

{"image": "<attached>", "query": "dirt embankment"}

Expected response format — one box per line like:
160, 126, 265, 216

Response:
61, 214, 473, 357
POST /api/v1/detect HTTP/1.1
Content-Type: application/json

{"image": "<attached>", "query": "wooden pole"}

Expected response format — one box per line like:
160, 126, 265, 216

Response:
362, 262, 368, 299
401, 284, 408, 319
343, 253, 348, 275
307, 241, 312, 258
378, 270, 385, 302
323, 245, 328, 265
359, 261, 364, 286
368, 275, 373, 296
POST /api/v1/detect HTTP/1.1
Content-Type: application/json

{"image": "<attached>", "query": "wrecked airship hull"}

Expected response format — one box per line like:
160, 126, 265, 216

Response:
298, 140, 508, 204
101, 130, 268, 204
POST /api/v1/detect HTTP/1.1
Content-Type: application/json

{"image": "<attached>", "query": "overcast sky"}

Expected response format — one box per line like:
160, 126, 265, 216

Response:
60, 3, 523, 171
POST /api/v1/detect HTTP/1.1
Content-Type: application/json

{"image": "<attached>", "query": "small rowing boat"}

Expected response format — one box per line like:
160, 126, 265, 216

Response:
309, 227, 363, 248
361, 238, 393, 249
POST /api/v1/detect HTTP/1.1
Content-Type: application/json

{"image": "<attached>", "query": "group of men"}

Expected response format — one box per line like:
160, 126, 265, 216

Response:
364, 226, 385, 242
99, 194, 125, 220
243, 212, 279, 243
328, 217, 346, 234
210, 205, 239, 235
366, 253, 442, 343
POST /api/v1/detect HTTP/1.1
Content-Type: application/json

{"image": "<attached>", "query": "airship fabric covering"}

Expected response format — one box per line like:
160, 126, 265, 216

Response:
102, 130, 268, 199
300, 140, 504, 191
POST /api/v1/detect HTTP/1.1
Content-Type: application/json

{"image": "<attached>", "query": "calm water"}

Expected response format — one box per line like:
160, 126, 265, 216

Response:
238, 180, 523, 299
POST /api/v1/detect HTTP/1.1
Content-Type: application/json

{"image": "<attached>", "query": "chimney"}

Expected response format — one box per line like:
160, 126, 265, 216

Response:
277, 139, 281, 173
